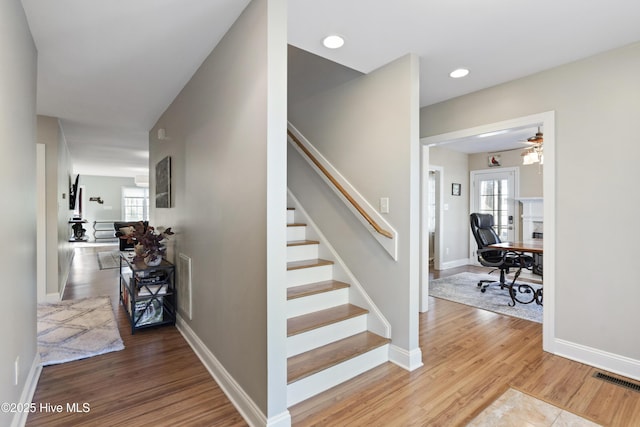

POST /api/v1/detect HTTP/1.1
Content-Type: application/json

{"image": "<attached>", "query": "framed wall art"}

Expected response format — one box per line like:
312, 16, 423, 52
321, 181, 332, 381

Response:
452, 183, 461, 196
155, 156, 171, 208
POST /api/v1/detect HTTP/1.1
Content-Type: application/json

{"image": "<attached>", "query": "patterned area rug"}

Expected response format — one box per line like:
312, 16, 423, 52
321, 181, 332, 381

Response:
97, 251, 120, 270
38, 296, 124, 366
430, 272, 543, 323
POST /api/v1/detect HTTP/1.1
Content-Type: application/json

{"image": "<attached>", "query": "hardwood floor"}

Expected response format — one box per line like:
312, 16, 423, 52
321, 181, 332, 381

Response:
28, 246, 640, 426
27, 245, 247, 426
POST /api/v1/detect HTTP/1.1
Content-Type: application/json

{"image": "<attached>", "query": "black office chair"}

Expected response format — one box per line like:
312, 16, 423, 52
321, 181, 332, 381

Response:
469, 213, 533, 292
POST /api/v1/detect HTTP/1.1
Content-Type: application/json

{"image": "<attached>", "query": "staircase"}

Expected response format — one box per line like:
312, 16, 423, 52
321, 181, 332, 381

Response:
286, 207, 390, 407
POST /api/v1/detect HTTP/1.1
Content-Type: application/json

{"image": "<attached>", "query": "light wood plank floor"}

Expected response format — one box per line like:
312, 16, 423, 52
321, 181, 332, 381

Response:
28, 247, 640, 426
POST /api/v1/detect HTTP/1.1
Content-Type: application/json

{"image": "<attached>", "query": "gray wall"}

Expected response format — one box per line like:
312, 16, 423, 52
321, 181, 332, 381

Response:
421, 42, 640, 366
0, 0, 37, 423
429, 146, 470, 264
469, 149, 543, 198
288, 54, 421, 353
150, 0, 287, 418
37, 116, 74, 296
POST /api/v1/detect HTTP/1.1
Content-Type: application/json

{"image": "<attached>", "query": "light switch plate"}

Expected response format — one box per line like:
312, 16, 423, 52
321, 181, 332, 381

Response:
380, 197, 389, 213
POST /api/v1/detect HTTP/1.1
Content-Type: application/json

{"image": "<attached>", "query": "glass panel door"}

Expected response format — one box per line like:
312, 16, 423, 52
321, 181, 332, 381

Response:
470, 168, 518, 260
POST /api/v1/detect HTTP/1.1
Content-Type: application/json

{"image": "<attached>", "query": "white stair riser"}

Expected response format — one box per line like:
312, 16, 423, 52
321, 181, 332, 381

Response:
287, 265, 332, 287
287, 344, 389, 406
287, 210, 295, 223
287, 288, 349, 318
287, 315, 367, 357
286, 243, 319, 262
287, 226, 306, 241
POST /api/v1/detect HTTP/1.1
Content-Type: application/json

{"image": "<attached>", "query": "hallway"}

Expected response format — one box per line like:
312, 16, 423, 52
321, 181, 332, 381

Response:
27, 245, 247, 426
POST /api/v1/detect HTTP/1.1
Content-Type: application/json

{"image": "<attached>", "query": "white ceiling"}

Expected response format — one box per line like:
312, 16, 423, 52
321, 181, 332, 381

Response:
21, 0, 640, 177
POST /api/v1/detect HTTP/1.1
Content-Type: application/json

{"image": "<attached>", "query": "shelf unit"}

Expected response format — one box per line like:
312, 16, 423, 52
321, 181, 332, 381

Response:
93, 220, 118, 241
119, 253, 176, 334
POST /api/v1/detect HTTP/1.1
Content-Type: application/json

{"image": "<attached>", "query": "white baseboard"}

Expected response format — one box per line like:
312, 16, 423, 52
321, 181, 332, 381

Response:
440, 259, 470, 270
11, 355, 42, 427
45, 293, 60, 303
176, 315, 291, 427
554, 338, 640, 382
389, 344, 423, 372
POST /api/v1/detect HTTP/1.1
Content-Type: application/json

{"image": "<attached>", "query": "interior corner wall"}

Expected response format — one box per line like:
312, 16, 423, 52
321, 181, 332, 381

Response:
428, 146, 470, 264
150, 0, 287, 417
288, 54, 420, 352
38, 116, 74, 297
420, 42, 640, 369
0, 0, 38, 424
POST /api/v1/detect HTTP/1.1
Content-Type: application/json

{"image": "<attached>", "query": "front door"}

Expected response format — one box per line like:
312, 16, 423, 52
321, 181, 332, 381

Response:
470, 168, 519, 260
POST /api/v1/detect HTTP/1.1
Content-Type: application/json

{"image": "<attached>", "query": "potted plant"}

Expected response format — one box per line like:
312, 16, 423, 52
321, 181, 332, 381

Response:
119, 222, 174, 265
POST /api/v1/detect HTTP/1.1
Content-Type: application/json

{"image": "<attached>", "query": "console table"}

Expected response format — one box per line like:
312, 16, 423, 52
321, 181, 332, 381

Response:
119, 253, 176, 334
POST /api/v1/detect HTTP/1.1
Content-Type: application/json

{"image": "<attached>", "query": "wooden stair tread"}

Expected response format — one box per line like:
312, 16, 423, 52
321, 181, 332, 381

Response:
287, 258, 333, 271
287, 280, 350, 300
287, 304, 367, 336
287, 331, 390, 384
287, 223, 306, 227
287, 240, 319, 247
287, 207, 295, 210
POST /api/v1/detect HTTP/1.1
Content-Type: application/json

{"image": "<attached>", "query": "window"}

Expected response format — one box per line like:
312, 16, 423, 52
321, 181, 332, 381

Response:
122, 187, 149, 221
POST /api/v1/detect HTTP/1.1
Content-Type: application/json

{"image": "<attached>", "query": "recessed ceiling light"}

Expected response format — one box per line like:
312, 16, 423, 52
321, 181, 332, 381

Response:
323, 35, 345, 49
449, 68, 470, 78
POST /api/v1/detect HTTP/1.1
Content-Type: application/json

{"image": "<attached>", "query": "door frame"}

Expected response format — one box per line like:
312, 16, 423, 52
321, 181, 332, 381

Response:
419, 111, 555, 352
469, 167, 520, 263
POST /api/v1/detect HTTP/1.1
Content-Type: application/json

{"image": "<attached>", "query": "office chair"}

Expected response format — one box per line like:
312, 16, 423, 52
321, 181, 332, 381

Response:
469, 213, 533, 292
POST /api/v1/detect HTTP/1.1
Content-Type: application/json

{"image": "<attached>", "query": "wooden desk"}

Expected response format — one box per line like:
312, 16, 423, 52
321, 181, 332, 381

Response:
488, 241, 543, 254
488, 241, 543, 306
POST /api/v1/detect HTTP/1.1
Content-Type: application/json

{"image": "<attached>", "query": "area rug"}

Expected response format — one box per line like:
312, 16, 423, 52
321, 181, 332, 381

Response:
430, 272, 543, 323
97, 250, 120, 270
37, 296, 124, 366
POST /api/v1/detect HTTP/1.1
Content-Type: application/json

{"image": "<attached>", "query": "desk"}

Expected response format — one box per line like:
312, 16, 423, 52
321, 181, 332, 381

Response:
488, 241, 543, 306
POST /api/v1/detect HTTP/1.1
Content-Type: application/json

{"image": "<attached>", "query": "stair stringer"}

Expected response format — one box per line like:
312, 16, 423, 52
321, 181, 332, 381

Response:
287, 189, 391, 340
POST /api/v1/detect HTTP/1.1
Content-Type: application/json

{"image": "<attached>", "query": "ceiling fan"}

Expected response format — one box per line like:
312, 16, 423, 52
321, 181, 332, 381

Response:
522, 127, 543, 165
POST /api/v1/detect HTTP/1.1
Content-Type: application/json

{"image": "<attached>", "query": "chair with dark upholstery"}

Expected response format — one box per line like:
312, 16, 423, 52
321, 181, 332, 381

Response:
114, 221, 148, 251
469, 213, 533, 292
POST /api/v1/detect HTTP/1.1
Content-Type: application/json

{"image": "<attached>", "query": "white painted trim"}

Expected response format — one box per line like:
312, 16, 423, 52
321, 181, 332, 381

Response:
287, 123, 398, 260
10, 354, 42, 427
176, 315, 290, 427
420, 110, 556, 354
389, 344, 423, 371
287, 190, 391, 339
440, 258, 470, 270
36, 144, 46, 304
554, 338, 640, 382
45, 292, 61, 303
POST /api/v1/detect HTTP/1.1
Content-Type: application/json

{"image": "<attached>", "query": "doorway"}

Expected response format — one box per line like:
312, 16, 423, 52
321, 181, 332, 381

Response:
419, 111, 555, 352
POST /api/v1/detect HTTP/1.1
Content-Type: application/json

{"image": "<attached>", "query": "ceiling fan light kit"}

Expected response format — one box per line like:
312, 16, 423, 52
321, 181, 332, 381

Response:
521, 127, 544, 165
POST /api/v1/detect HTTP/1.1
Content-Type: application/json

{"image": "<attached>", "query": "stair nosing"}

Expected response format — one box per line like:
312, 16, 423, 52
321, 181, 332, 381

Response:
287, 331, 390, 384
287, 304, 367, 337
287, 258, 333, 271
287, 280, 350, 300
286, 240, 319, 247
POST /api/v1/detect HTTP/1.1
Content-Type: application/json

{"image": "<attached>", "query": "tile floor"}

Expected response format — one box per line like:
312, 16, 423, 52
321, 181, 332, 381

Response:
467, 388, 601, 426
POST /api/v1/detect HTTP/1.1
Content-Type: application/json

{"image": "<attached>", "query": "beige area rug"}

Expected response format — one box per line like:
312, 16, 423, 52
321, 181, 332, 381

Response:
467, 388, 601, 426
38, 296, 124, 366
97, 250, 120, 270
